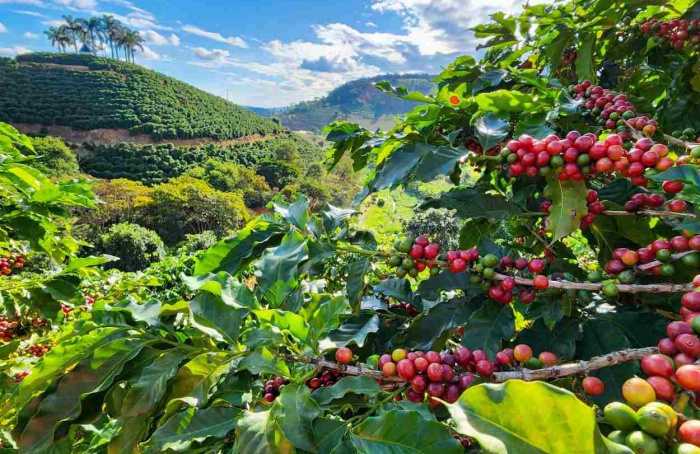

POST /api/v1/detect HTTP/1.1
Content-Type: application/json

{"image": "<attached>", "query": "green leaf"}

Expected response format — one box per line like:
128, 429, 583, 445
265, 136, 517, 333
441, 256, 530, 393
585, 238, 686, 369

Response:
412, 146, 468, 183
373, 278, 414, 302
311, 376, 383, 406
368, 143, 435, 193
513, 113, 555, 139
254, 228, 308, 305
543, 173, 588, 243
516, 317, 581, 359
271, 384, 323, 452
238, 348, 290, 376
146, 407, 241, 453
121, 350, 187, 418
575, 34, 596, 82
322, 205, 359, 234
189, 293, 246, 344
475, 90, 535, 114
461, 300, 515, 358
474, 113, 510, 150
234, 410, 295, 454
194, 217, 286, 276
649, 164, 700, 186
347, 258, 371, 312
420, 188, 516, 221
19, 338, 145, 454
303, 294, 349, 343
254, 309, 310, 345
62, 255, 115, 273
350, 410, 462, 454
447, 380, 628, 454
182, 271, 257, 309
320, 313, 380, 350
273, 193, 309, 230
403, 296, 483, 351
168, 353, 232, 406
313, 418, 349, 454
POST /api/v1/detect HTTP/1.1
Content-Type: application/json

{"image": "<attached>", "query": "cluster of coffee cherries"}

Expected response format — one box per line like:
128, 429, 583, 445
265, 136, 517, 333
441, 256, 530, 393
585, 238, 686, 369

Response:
0, 253, 24, 276
378, 347, 490, 407
583, 189, 606, 229
561, 47, 577, 66
600, 306, 700, 452
262, 376, 289, 403
0, 316, 20, 342
12, 370, 30, 383
671, 127, 700, 143
446, 250, 548, 304
0, 314, 48, 343
604, 235, 700, 283
21, 343, 52, 358
388, 300, 419, 317
639, 18, 700, 52
387, 236, 441, 279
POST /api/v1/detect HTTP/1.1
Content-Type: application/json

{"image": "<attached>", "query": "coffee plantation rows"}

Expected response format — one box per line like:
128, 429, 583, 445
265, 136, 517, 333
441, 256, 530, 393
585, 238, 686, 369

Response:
0, 54, 283, 140
80, 135, 322, 184
5, 0, 700, 453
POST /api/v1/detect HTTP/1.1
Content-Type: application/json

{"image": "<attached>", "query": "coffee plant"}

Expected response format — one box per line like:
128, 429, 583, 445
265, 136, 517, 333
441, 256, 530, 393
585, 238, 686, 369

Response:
6, 1, 700, 453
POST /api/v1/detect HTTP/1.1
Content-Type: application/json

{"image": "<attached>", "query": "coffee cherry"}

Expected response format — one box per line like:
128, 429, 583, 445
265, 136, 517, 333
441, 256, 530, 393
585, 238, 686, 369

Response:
670, 199, 689, 212
582, 376, 605, 395
641, 354, 675, 378
476, 359, 495, 376
622, 377, 656, 407
662, 180, 685, 194
679, 420, 700, 447
667, 321, 694, 339
382, 362, 397, 377
646, 376, 676, 402
533, 275, 549, 290
396, 359, 416, 380
528, 259, 544, 274
335, 347, 353, 365
513, 344, 532, 362
538, 351, 558, 366
427, 362, 444, 382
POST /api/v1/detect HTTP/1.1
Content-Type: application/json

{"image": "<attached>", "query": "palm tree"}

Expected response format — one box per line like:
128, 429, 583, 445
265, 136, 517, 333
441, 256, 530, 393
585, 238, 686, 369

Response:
102, 15, 122, 59
119, 29, 144, 63
44, 26, 73, 52
84, 17, 103, 54
61, 15, 83, 52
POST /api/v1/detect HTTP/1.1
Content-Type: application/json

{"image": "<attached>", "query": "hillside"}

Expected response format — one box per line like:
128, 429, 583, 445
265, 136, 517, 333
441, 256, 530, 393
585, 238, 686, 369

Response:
0, 53, 283, 141
254, 73, 435, 131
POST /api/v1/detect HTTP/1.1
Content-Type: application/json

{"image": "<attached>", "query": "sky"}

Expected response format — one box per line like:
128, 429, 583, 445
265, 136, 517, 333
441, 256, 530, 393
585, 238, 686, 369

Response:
0, 0, 539, 107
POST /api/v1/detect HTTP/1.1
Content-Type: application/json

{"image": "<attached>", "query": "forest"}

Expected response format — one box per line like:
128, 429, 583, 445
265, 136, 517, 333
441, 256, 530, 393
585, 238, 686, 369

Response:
4, 0, 700, 453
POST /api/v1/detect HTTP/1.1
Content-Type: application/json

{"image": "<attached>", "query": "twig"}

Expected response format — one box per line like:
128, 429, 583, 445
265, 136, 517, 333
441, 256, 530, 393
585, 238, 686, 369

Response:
284, 347, 658, 385
603, 210, 696, 219
491, 271, 693, 294
637, 250, 696, 271
492, 347, 658, 381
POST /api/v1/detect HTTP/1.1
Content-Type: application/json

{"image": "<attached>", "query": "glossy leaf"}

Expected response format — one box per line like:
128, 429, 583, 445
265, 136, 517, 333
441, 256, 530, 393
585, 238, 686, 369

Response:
145, 406, 241, 452
320, 313, 380, 349
403, 296, 483, 351
271, 384, 323, 452
461, 300, 515, 358
447, 380, 629, 454
311, 376, 382, 406
420, 188, 516, 221
543, 173, 588, 243
346, 257, 371, 312
234, 411, 295, 454
350, 410, 462, 454
474, 113, 510, 150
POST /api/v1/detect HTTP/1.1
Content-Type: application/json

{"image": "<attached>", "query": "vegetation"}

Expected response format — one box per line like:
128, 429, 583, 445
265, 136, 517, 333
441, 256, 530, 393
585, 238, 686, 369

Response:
79, 135, 319, 184
29, 136, 80, 178
260, 73, 435, 131
99, 222, 165, 271
7, 0, 700, 453
0, 53, 283, 140
44, 14, 145, 62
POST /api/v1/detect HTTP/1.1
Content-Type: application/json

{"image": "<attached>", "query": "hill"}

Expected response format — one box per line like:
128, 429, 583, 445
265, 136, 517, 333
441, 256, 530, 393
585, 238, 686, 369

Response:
0, 53, 283, 141
253, 73, 435, 132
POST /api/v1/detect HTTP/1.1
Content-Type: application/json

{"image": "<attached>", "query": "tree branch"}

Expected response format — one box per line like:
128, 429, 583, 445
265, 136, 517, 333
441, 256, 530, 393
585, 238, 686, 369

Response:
285, 347, 658, 385
637, 250, 695, 271
492, 347, 658, 381
603, 210, 696, 219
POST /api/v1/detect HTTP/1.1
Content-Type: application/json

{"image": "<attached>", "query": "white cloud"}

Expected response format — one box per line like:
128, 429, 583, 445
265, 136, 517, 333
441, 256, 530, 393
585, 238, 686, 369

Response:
53, 0, 97, 10
182, 24, 247, 48
141, 30, 179, 46
137, 45, 168, 61
23, 31, 39, 38
366, 21, 377, 27
369, 0, 547, 55
0, 45, 31, 56
0, 23, 7, 33
41, 19, 65, 27
192, 47, 230, 61
14, 10, 50, 18
0, 0, 45, 5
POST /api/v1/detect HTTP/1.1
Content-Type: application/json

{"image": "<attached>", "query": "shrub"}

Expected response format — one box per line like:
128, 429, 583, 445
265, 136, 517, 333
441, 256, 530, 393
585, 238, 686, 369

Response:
401, 208, 461, 250
77, 178, 153, 229
176, 231, 218, 255
257, 159, 301, 189
29, 136, 79, 177
100, 222, 165, 272
148, 176, 249, 244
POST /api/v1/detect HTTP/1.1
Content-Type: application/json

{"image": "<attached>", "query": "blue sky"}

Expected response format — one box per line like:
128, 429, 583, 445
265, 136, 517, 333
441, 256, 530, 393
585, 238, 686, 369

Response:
0, 0, 534, 107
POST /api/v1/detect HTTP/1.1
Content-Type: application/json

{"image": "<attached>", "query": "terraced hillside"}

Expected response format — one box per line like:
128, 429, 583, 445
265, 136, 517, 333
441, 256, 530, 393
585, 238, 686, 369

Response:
0, 53, 283, 141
